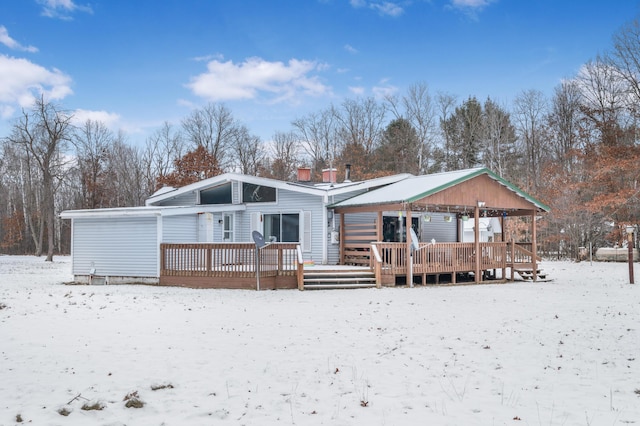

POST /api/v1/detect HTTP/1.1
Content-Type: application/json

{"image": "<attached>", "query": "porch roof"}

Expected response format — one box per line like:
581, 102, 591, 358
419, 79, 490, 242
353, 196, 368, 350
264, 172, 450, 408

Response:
329, 168, 550, 215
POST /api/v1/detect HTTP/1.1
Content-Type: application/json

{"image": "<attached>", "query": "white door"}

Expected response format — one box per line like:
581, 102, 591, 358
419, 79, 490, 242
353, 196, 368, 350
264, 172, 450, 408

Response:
223, 213, 234, 242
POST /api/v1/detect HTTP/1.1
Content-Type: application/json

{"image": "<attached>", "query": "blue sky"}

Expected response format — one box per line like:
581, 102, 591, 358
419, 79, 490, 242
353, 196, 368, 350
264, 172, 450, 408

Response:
1, 0, 639, 146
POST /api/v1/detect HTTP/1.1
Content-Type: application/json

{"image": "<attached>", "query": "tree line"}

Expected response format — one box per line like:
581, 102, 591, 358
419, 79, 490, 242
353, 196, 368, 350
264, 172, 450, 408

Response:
3, 17, 640, 260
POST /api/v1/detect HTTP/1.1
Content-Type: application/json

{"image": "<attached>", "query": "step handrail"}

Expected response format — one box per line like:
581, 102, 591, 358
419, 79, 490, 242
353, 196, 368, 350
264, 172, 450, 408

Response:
296, 245, 304, 291
371, 243, 382, 288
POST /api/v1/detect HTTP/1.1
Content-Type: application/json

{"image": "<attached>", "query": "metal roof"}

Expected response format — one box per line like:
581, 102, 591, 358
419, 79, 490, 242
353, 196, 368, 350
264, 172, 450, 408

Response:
145, 171, 411, 206
329, 167, 550, 212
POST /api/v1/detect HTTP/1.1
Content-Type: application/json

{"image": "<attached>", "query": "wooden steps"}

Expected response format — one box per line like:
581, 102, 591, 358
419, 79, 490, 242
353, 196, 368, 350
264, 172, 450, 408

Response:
303, 269, 377, 290
514, 268, 550, 282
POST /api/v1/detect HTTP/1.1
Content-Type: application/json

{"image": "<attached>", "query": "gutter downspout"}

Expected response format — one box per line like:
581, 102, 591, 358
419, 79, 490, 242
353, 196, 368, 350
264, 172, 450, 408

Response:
322, 193, 329, 264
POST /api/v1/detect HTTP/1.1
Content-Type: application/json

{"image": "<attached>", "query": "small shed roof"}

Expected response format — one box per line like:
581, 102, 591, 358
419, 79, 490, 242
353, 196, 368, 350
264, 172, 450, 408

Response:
330, 167, 550, 215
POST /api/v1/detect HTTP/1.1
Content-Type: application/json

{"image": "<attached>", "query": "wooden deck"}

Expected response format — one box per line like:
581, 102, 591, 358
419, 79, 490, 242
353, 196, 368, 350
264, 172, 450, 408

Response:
159, 241, 541, 289
160, 242, 300, 289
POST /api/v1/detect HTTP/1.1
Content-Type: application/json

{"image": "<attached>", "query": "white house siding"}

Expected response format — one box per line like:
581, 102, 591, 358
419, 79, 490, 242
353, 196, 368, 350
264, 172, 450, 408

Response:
72, 216, 158, 278
235, 189, 325, 262
163, 215, 198, 242
155, 191, 198, 206
420, 212, 457, 243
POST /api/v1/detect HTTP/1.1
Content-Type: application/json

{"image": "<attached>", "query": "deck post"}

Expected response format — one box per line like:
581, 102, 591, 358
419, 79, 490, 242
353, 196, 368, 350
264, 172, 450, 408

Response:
474, 205, 481, 283
339, 211, 345, 265
510, 239, 515, 281
531, 210, 538, 281
406, 209, 413, 287
377, 211, 383, 242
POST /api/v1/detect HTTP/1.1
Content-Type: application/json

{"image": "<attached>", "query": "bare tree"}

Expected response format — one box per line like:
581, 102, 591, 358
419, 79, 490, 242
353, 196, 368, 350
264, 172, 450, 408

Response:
481, 98, 517, 178
513, 89, 548, 191
181, 103, 238, 170
576, 59, 631, 146
386, 82, 437, 173
73, 119, 115, 208
108, 134, 149, 206
547, 80, 583, 172
334, 97, 386, 179
607, 17, 640, 108
5, 96, 73, 261
268, 131, 300, 180
292, 107, 339, 178
435, 92, 458, 171
232, 126, 264, 175
143, 121, 184, 191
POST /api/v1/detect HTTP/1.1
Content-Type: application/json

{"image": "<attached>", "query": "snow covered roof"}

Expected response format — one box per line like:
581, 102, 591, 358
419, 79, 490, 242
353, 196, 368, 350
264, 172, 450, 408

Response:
145, 172, 411, 206
330, 167, 550, 212
60, 204, 246, 219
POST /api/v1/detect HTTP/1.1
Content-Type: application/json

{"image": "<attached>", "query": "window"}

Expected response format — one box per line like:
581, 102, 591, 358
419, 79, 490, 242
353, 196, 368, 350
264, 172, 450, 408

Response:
222, 213, 234, 242
243, 183, 276, 203
200, 183, 232, 205
264, 213, 299, 242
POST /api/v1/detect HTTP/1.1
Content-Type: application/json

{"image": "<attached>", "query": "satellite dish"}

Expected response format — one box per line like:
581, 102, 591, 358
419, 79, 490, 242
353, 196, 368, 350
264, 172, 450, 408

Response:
252, 230, 267, 249
409, 228, 420, 252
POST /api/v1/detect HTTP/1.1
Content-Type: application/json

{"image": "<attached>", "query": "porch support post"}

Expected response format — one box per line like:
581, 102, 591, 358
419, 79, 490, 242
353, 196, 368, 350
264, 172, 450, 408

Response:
377, 211, 383, 242
339, 210, 345, 265
406, 209, 413, 287
531, 210, 538, 281
474, 205, 481, 283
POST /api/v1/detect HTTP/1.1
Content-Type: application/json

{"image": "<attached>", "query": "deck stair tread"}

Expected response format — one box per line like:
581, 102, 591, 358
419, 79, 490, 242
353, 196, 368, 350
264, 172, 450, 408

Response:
303, 268, 376, 289
514, 268, 551, 281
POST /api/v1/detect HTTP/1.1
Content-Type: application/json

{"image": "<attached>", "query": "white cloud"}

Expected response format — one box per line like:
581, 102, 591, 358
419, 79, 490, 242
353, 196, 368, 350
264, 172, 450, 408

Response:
0, 26, 38, 53
349, 1, 404, 17
186, 57, 330, 103
192, 53, 224, 62
449, 0, 496, 17
72, 109, 121, 128
371, 2, 404, 17
372, 80, 398, 98
38, 0, 93, 20
0, 55, 73, 114
344, 44, 358, 54
349, 86, 365, 95
452, 0, 491, 7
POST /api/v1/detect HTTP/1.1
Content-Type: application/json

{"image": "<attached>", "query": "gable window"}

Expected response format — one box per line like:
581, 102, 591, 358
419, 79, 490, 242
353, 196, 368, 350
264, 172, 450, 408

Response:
264, 213, 299, 242
200, 183, 232, 205
243, 183, 276, 203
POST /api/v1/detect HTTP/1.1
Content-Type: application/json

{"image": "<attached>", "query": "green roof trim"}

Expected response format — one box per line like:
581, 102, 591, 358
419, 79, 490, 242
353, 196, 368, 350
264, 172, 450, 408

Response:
406, 167, 550, 212
329, 167, 550, 212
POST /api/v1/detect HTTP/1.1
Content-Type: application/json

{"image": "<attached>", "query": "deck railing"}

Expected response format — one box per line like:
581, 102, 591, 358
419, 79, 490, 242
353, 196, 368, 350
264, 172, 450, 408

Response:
507, 241, 540, 265
372, 242, 508, 276
160, 242, 298, 278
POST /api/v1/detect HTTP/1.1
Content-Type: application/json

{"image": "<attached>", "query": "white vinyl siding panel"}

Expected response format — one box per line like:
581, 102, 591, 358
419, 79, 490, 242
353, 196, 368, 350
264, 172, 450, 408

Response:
72, 217, 158, 277
163, 215, 198, 242
240, 189, 324, 261
302, 211, 312, 252
420, 212, 457, 242
232, 181, 241, 204
155, 192, 198, 206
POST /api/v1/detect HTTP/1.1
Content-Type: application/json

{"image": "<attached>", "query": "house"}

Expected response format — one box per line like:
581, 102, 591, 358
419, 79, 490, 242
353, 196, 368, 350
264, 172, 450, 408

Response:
60, 167, 550, 289
60, 167, 409, 286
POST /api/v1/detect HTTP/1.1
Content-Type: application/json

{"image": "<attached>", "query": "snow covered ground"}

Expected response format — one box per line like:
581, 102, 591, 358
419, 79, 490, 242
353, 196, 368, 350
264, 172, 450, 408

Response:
1, 255, 639, 426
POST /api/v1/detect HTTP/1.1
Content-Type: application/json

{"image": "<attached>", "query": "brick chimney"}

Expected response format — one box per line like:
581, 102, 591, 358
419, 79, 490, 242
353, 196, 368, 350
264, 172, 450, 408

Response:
322, 168, 337, 183
297, 167, 311, 182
